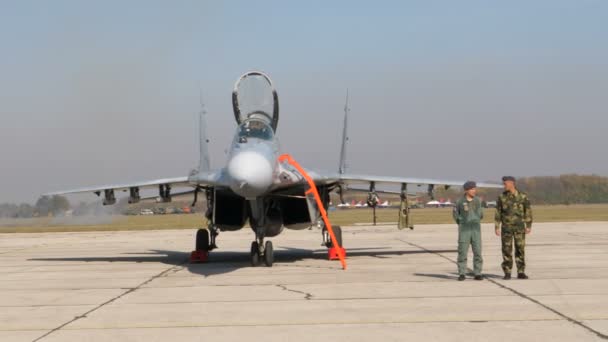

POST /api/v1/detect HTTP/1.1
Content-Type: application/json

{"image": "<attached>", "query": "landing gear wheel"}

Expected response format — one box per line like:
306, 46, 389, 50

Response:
191, 229, 211, 263
323, 225, 343, 248
250, 241, 260, 266
264, 241, 274, 267
196, 229, 210, 251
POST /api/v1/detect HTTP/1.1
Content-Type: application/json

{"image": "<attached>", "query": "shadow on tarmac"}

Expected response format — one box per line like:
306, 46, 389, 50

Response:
29, 247, 458, 278
415, 272, 505, 280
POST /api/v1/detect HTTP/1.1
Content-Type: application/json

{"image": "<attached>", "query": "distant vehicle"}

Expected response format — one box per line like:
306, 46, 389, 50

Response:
153, 207, 166, 215
140, 209, 154, 215
426, 200, 453, 208
485, 201, 497, 208
426, 200, 441, 208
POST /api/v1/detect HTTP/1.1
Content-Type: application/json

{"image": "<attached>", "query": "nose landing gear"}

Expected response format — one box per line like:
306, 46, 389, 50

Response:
250, 239, 274, 267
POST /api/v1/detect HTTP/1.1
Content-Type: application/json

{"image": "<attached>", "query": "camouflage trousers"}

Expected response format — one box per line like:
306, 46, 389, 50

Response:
501, 228, 526, 274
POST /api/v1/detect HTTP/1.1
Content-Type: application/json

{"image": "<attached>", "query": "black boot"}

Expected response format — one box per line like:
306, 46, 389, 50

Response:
474, 275, 483, 280
458, 275, 465, 281
517, 273, 528, 279
503, 273, 511, 280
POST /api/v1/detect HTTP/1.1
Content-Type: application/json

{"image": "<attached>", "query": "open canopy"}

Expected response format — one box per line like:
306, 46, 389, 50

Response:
232, 71, 279, 131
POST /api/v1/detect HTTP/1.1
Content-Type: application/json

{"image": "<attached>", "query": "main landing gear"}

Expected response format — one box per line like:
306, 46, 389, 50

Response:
190, 226, 219, 263
250, 239, 274, 267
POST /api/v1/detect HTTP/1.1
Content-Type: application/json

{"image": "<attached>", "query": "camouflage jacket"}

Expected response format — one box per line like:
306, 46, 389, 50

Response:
453, 196, 483, 228
494, 190, 533, 230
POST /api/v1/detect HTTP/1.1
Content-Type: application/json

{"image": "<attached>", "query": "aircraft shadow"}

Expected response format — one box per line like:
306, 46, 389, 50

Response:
29, 247, 458, 278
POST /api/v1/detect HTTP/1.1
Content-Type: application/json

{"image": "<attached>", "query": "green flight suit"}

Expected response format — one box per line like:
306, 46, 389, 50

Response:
495, 190, 533, 274
453, 196, 484, 276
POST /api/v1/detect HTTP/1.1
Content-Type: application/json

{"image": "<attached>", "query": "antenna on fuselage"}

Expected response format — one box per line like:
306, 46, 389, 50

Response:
198, 88, 211, 173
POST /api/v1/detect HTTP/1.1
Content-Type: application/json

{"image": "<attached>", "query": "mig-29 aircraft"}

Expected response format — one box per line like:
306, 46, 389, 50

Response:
47, 71, 501, 267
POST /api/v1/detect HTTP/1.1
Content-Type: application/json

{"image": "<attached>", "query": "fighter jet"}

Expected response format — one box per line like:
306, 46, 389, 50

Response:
47, 71, 501, 267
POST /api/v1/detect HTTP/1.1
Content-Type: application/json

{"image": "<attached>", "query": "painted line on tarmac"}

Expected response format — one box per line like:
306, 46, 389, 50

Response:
398, 238, 608, 340
31, 259, 188, 342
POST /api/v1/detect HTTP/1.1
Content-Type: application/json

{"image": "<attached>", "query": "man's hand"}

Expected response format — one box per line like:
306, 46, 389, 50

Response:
495, 228, 501, 237
525, 227, 531, 234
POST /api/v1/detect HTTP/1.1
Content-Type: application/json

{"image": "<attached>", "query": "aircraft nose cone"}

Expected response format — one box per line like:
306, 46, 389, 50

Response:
228, 151, 274, 198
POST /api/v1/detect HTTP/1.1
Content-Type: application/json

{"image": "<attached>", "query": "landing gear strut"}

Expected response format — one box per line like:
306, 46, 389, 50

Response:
190, 189, 216, 263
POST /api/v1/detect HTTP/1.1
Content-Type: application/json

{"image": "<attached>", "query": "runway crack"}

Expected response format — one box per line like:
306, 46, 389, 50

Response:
32, 258, 188, 342
277, 284, 313, 300
397, 238, 608, 340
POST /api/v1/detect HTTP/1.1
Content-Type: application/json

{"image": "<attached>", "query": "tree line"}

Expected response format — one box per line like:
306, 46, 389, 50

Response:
0, 195, 70, 219
436, 174, 608, 205
517, 174, 608, 204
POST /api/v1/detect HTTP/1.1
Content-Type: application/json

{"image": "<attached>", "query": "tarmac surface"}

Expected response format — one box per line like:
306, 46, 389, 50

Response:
1, 221, 607, 341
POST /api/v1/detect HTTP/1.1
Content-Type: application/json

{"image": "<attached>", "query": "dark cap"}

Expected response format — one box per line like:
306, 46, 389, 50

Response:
502, 176, 516, 182
463, 181, 477, 191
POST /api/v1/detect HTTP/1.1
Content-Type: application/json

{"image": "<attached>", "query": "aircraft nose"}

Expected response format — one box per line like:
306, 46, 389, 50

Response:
228, 151, 274, 198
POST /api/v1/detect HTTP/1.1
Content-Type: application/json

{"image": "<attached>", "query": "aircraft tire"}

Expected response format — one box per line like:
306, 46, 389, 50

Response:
264, 241, 274, 267
326, 226, 343, 248
250, 241, 260, 266
196, 229, 210, 251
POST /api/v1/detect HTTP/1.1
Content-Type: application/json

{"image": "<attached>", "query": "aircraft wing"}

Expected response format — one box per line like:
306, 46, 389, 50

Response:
337, 173, 503, 189
45, 170, 225, 196
45, 177, 191, 196
306, 171, 502, 189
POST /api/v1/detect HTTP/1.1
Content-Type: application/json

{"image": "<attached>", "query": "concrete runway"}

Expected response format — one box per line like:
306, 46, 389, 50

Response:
1, 222, 607, 341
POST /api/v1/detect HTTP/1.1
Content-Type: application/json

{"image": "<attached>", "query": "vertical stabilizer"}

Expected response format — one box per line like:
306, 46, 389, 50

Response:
198, 95, 211, 173
338, 90, 349, 174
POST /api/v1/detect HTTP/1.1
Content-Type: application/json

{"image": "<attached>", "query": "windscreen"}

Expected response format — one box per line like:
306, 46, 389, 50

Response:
237, 119, 274, 141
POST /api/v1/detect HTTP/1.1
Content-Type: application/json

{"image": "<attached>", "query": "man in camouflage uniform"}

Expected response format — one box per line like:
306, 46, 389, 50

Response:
452, 181, 484, 281
495, 176, 533, 280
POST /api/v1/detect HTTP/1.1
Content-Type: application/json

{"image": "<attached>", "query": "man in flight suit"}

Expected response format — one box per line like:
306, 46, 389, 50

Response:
495, 176, 533, 280
453, 181, 484, 281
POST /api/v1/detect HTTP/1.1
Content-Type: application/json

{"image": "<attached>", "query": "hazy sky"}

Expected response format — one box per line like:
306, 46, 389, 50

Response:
1, 1, 607, 203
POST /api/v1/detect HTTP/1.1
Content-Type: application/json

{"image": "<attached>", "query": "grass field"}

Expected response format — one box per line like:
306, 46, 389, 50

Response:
329, 204, 608, 226
1, 204, 607, 233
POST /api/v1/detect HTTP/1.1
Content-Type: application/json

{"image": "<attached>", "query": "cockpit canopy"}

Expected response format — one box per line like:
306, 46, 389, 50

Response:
232, 71, 279, 132
237, 119, 274, 142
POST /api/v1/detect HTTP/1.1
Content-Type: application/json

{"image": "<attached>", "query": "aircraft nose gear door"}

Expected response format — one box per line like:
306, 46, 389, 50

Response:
232, 71, 279, 132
